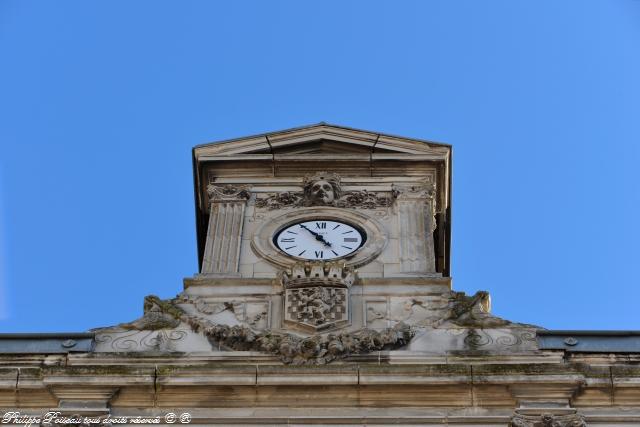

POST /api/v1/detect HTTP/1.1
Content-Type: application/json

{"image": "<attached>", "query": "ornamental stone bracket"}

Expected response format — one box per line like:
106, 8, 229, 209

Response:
281, 262, 355, 333
510, 411, 587, 427
507, 381, 587, 426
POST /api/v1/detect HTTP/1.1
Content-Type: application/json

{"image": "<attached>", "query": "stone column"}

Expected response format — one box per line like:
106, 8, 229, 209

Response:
393, 183, 437, 274
201, 184, 251, 275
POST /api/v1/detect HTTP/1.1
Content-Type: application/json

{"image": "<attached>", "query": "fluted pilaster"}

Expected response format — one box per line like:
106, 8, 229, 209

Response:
201, 185, 250, 275
394, 183, 436, 274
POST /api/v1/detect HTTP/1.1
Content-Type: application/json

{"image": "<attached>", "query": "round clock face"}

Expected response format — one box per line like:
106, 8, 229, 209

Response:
274, 220, 366, 261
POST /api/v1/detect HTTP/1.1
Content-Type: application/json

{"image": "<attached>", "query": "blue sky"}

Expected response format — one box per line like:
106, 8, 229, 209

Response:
0, 1, 639, 332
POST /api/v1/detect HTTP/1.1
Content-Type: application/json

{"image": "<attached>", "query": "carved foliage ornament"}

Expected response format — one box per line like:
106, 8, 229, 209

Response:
190, 316, 413, 365
255, 171, 393, 210
510, 413, 587, 427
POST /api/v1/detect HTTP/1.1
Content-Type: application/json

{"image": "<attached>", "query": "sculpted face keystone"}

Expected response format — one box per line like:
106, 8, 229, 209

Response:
310, 179, 335, 204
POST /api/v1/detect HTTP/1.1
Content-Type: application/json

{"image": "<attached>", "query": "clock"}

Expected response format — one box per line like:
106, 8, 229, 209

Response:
274, 219, 366, 260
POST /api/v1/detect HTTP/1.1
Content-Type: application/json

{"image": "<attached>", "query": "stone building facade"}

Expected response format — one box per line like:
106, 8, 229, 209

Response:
1, 123, 639, 426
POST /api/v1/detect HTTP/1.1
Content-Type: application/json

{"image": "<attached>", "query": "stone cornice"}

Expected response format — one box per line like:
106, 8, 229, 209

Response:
0, 361, 637, 415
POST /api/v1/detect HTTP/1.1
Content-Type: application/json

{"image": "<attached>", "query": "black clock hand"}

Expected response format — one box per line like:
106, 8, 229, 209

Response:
299, 224, 332, 247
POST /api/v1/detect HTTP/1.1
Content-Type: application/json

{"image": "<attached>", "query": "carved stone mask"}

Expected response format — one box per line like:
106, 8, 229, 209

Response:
310, 180, 335, 204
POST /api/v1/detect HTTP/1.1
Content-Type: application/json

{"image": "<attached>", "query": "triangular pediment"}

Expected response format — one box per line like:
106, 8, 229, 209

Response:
193, 123, 450, 159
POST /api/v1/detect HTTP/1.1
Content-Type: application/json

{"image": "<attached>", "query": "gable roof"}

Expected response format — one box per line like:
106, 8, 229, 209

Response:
193, 122, 451, 160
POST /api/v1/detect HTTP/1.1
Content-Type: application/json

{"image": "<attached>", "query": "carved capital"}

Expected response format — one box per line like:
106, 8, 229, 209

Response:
392, 182, 436, 200
510, 412, 587, 427
206, 184, 251, 203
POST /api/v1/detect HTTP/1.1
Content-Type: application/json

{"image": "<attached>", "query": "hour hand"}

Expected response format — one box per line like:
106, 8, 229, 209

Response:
299, 224, 332, 247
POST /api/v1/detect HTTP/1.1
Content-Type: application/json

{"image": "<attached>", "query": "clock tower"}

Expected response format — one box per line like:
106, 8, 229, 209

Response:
194, 123, 451, 279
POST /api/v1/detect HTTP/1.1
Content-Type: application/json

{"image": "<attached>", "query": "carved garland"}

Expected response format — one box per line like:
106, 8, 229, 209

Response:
140, 295, 413, 365
255, 190, 393, 210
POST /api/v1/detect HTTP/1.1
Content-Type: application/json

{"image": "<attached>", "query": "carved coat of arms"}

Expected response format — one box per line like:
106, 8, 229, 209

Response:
282, 262, 354, 332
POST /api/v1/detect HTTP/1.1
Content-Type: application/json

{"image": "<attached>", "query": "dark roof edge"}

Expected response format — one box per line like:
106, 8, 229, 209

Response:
0, 332, 95, 339
537, 330, 640, 337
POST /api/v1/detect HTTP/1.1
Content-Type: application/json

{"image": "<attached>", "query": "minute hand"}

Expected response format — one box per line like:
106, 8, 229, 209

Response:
299, 224, 332, 247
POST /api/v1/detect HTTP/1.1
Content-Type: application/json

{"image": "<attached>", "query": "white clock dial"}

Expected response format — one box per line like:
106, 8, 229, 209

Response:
274, 220, 365, 260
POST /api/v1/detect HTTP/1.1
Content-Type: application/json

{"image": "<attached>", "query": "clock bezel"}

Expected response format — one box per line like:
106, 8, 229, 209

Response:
272, 219, 368, 262
251, 207, 388, 269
